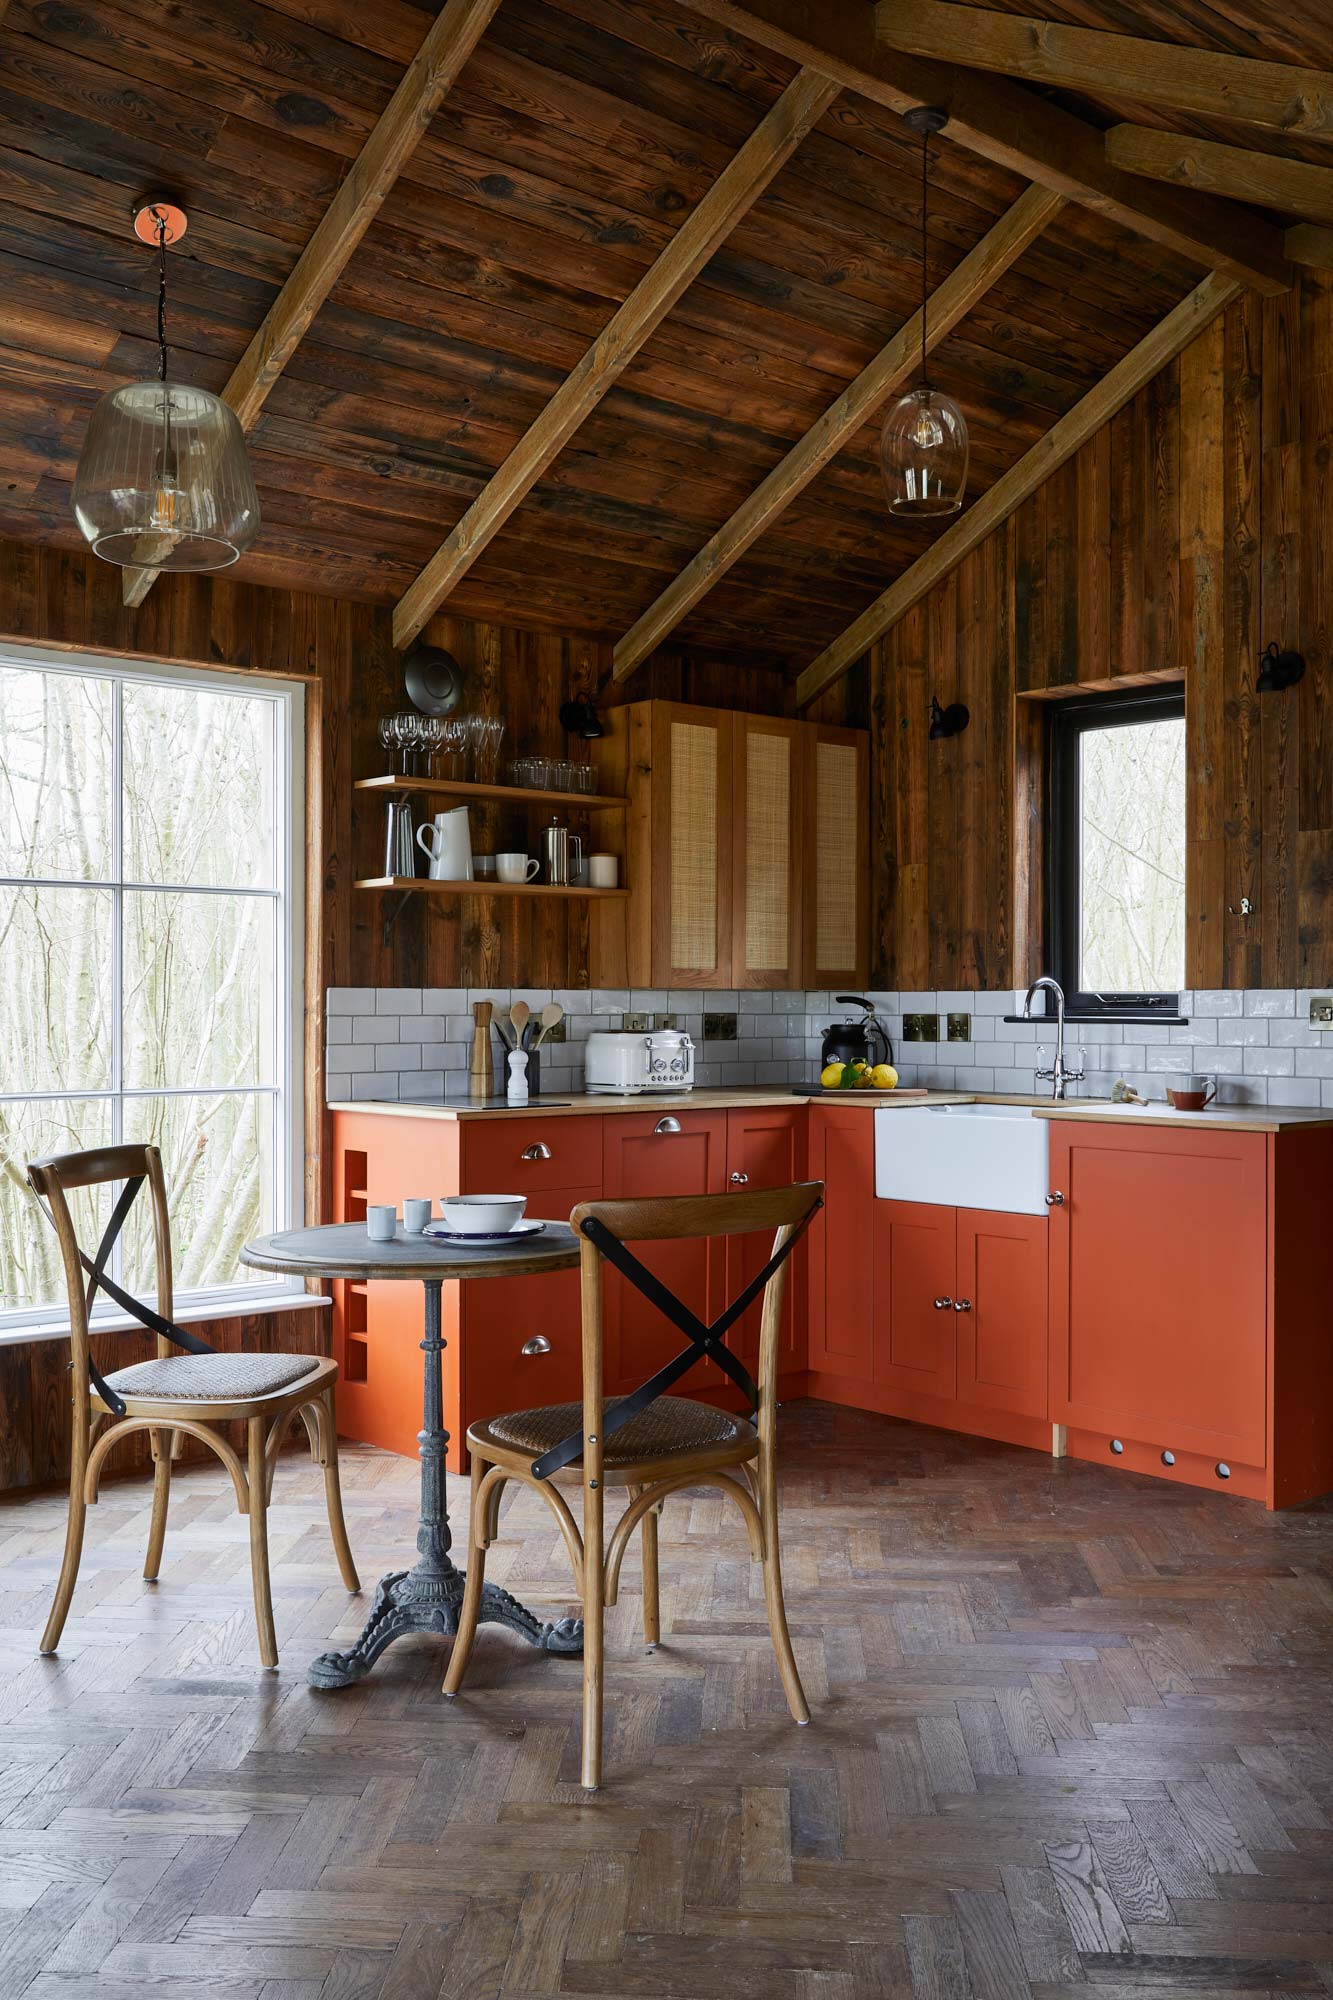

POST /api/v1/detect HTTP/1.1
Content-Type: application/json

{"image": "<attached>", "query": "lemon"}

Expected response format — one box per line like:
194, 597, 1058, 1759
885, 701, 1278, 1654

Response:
820, 1062, 843, 1088
870, 1064, 898, 1090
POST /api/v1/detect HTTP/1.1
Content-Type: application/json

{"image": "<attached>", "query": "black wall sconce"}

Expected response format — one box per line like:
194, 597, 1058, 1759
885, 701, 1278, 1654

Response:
928, 694, 970, 739
559, 693, 604, 738
1256, 641, 1305, 694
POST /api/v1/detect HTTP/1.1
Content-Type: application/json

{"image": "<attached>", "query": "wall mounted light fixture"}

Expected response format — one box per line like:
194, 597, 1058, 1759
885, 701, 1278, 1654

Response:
1256, 641, 1305, 694
929, 694, 970, 739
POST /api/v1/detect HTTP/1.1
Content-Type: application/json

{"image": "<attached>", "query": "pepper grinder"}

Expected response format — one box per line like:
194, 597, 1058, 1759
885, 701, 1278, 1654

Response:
506, 1048, 529, 1104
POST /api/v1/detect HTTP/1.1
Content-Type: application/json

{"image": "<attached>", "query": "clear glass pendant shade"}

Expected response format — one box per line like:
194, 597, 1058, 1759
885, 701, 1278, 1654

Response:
72, 381, 260, 570
879, 384, 969, 517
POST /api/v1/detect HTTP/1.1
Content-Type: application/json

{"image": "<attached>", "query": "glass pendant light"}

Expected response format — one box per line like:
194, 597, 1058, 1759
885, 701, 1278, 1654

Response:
72, 202, 260, 570
880, 109, 969, 519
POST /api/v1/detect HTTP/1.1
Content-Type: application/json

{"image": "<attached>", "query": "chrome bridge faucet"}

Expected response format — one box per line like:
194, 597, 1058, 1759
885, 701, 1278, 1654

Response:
1022, 975, 1085, 1101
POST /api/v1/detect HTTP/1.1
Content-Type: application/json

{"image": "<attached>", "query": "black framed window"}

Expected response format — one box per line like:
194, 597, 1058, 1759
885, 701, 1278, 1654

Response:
1048, 684, 1186, 1020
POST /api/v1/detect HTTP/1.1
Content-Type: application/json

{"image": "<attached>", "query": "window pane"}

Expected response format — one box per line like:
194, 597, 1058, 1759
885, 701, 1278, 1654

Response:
122, 1093, 274, 1296
123, 891, 274, 1090
0, 1097, 114, 1313
0, 885, 113, 1092
123, 680, 276, 888
0, 665, 113, 880
1079, 716, 1186, 993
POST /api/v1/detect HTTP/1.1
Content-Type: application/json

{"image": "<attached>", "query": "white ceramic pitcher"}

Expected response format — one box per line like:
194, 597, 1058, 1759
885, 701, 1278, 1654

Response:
416, 806, 473, 881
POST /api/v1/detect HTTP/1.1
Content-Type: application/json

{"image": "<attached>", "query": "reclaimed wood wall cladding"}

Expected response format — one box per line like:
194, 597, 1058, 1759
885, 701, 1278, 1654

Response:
0, 1304, 330, 1497
0, 0, 1205, 671
868, 273, 1333, 992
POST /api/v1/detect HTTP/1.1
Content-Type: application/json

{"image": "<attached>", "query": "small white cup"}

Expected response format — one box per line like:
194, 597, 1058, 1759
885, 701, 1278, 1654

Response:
496, 853, 540, 884
402, 1197, 432, 1233
366, 1204, 397, 1241
588, 853, 618, 888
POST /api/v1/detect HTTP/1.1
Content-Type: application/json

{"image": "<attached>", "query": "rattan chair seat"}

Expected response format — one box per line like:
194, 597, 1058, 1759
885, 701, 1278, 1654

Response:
479, 1394, 752, 1468
105, 1352, 322, 1402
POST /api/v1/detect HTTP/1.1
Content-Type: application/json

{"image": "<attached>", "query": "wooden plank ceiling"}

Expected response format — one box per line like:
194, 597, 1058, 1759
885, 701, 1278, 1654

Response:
0, 0, 1322, 673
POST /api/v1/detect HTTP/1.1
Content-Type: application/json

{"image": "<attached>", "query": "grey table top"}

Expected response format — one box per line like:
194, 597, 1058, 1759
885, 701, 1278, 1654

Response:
242, 1220, 581, 1282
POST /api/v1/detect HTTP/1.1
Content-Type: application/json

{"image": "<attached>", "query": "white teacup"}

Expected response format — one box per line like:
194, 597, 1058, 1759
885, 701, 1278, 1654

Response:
588, 853, 618, 888
496, 853, 539, 884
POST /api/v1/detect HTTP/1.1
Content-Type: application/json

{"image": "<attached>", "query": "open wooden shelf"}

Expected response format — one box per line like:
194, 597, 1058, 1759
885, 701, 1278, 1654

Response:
355, 775, 628, 811
355, 875, 630, 899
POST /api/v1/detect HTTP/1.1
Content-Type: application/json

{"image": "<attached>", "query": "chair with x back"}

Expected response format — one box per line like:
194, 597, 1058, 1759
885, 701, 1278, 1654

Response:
443, 1179, 824, 1789
29, 1143, 359, 1667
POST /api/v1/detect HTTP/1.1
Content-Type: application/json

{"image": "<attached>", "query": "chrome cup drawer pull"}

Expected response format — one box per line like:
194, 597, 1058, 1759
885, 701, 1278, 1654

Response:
521, 1336, 551, 1356
654, 1116, 682, 1135
520, 1142, 552, 1161
953, 1298, 972, 1312
730, 1171, 749, 1185
933, 1296, 952, 1310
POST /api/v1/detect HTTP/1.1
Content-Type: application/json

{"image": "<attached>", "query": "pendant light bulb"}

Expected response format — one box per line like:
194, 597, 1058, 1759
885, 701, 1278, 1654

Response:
880, 110, 969, 521
71, 201, 260, 572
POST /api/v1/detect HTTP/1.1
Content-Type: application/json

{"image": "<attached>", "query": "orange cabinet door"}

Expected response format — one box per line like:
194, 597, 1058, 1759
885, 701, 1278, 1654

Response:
954, 1208, 1048, 1420
873, 1200, 958, 1400
601, 1110, 728, 1392
461, 1181, 601, 1436
806, 1106, 876, 1384
724, 1106, 806, 1372
1048, 1122, 1268, 1465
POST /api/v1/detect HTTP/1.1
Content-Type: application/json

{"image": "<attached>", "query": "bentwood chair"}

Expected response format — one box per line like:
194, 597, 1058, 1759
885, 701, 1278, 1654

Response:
444, 1181, 824, 1789
29, 1144, 360, 1667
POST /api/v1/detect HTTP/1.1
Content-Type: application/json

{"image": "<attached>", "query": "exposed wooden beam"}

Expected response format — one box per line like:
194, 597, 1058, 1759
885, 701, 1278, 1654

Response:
795, 269, 1240, 711
675, 0, 1290, 296
122, 0, 503, 610
392, 68, 839, 652
1107, 123, 1333, 226
875, 0, 1333, 139
1286, 223, 1333, 269
611, 183, 1064, 681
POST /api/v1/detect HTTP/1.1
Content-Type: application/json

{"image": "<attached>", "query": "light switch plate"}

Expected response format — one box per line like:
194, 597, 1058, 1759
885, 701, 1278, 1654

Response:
1310, 996, 1333, 1028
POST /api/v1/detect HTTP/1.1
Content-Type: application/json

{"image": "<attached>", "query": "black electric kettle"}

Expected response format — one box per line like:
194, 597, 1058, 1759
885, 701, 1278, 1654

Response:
820, 996, 892, 1072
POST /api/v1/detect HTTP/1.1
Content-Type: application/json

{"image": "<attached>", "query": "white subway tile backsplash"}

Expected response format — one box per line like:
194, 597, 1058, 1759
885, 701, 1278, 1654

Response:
376, 988, 422, 1013
1217, 1017, 1269, 1045
1244, 989, 1296, 1017
352, 1016, 401, 1044
1193, 990, 1244, 1016
327, 988, 378, 1014
1243, 1046, 1295, 1076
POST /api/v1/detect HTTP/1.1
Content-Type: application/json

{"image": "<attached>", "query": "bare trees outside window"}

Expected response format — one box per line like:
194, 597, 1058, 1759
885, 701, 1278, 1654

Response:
0, 653, 302, 1324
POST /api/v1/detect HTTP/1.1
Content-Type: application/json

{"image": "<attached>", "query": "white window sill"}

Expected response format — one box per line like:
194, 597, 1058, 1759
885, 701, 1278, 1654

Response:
0, 1289, 331, 1348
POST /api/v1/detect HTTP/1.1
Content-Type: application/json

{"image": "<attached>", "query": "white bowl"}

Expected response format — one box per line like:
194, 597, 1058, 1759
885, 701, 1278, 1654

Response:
440, 1193, 527, 1235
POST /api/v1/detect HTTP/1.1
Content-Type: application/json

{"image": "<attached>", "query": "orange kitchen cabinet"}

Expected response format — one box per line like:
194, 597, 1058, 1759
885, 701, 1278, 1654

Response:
873, 1200, 958, 1402
806, 1106, 876, 1385
954, 1208, 1049, 1420
1048, 1120, 1270, 1491
724, 1104, 806, 1372
600, 1109, 728, 1390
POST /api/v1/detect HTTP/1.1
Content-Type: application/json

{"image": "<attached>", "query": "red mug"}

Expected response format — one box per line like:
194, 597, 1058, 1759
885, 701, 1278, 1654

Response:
1167, 1082, 1216, 1111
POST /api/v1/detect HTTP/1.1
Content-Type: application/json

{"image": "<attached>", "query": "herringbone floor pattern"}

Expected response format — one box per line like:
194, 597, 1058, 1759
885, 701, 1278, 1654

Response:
1, 1398, 1331, 1999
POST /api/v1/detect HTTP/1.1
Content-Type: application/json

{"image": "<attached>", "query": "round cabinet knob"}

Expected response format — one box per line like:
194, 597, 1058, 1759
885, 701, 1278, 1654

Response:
933, 1296, 953, 1310
520, 1142, 552, 1161
1045, 1190, 1065, 1206
521, 1336, 551, 1356
654, 1117, 682, 1135
730, 1171, 749, 1185
953, 1298, 972, 1312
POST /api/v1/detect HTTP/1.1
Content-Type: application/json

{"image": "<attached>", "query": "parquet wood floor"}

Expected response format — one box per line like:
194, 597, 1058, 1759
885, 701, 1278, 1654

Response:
1, 1399, 1331, 2000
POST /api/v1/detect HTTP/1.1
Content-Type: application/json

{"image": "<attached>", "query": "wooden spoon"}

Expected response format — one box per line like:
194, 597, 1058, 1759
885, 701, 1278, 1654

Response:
508, 1000, 530, 1048
531, 1001, 564, 1050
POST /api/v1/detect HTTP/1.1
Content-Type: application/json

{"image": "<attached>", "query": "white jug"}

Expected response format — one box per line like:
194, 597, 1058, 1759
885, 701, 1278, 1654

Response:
416, 806, 473, 881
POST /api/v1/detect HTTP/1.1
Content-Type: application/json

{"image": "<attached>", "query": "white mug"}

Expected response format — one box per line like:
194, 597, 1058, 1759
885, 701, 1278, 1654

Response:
402, 1197, 432, 1233
588, 853, 618, 888
496, 853, 540, 884
366, 1204, 397, 1241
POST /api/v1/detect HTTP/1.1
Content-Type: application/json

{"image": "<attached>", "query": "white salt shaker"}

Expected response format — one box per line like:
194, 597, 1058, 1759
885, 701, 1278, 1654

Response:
507, 1049, 529, 1104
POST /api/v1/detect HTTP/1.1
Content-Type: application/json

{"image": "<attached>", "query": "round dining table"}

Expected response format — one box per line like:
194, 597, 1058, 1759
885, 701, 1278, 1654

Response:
242, 1220, 584, 1688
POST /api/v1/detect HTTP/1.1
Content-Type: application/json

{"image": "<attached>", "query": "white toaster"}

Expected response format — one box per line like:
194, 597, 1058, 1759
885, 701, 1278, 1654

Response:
584, 1028, 695, 1094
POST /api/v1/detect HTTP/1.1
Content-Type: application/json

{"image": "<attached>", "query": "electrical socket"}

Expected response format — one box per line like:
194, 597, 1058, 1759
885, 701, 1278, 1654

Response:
703, 1011, 738, 1042
1310, 996, 1333, 1029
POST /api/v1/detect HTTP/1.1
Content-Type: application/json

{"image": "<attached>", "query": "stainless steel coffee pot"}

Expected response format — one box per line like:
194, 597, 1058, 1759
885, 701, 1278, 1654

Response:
540, 817, 583, 886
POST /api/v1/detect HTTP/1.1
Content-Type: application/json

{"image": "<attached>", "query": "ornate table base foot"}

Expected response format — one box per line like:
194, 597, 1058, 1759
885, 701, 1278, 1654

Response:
309, 1565, 582, 1689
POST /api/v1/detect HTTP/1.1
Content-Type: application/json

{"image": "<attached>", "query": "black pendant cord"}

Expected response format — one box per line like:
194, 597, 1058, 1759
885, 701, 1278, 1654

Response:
155, 210, 169, 384
919, 128, 930, 394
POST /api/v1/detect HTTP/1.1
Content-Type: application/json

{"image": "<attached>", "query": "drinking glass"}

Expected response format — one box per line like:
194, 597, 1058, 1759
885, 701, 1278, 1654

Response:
378, 716, 395, 771
476, 716, 505, 784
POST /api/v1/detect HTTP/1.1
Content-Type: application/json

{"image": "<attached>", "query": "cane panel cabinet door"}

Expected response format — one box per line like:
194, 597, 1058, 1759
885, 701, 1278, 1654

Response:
723, 1105, 806, 1373
953, 1208, 1049, 1420
872, 1199, 958, 1402
601, 1109, 728, 1392
731, 715, 803, 991
806, 1105, 875, 1385
802, 723, 869, 990
1048, 1121, 1268, 1468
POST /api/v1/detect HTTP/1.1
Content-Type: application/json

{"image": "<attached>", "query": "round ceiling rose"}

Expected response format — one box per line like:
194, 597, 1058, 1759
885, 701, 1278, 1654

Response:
132, 201, 188, 246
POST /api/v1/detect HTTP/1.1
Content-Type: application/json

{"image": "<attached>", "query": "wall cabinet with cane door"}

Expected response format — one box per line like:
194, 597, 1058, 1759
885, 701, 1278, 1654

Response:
589, 701, 866, 989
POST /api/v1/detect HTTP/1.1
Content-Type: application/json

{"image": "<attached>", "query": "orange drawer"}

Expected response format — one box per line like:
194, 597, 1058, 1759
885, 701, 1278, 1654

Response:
460, 1181, 598, 1436
461, 1114, 602, 1196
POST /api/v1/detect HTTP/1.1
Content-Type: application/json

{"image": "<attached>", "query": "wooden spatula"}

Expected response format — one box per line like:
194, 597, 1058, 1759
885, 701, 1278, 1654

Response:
508, 1000, 530, 1049
531, 1002, 564, 1049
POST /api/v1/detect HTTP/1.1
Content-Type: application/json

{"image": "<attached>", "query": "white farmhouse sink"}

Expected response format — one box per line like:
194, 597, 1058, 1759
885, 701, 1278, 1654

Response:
874, 1102, 1051, 1215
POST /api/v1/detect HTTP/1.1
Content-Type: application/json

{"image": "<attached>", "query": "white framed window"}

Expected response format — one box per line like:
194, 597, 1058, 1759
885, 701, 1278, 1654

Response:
0, 642, 305, 1333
